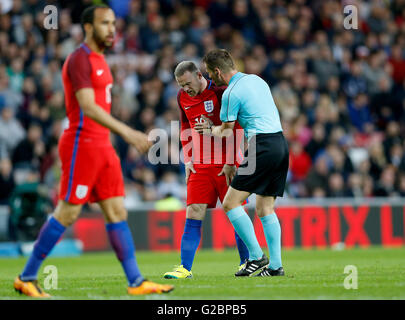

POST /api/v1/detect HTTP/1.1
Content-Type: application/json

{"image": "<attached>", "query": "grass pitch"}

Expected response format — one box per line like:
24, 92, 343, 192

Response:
1, 247, 404, 300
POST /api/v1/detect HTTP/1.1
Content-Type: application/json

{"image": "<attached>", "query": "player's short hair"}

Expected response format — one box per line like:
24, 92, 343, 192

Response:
202, 49, 235, 73
174, 61, 200, 78
81, 4, 110, 28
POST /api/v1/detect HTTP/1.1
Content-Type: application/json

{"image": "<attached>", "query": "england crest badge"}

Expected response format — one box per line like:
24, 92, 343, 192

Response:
204, 100, 214, 113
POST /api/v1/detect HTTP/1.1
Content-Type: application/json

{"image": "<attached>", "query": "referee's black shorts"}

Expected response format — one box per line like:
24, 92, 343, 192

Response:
231, 132, 289, 197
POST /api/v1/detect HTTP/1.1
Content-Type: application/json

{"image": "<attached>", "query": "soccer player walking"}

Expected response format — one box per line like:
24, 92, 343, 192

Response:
163, 61, 249, 279
13, 5, 173, 297
195, 49, 289, 277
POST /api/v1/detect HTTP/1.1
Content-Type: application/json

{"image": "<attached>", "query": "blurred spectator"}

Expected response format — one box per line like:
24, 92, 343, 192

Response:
346, 173, 364, 198
0, 104, 25, 157
325, 144, 354, 179
289, 139, 312, 182
305, 122, 327, 159
327, 172, 347, 198
0, 69, 23, 112
139, 168, 158, 201
342, 61, 368, 99
398, 173, 405, 197
383, 121, 402, 159
388, 44, 405, 86
121, 145, 151, 182
0, 157, 15, 204
11, 122, 44, 168
374, 165, 398, 197
304, 156, 329, 197
156, 171, 186, 201
363, 51, 391, 96
6, 57, 25, 93
370, 76, 399, 129
347, 93, 373, 132
312, 45, 339, 90
140, 14, 164, 53
368, 141, 387, 180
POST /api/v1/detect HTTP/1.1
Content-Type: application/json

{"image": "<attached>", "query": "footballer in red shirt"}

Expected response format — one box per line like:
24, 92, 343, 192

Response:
163, 61, 249, 279
59, 41, 121, 204
14, 5, 173, 297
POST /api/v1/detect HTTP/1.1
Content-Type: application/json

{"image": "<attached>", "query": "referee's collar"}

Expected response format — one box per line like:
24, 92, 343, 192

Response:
229, 72, 244, 85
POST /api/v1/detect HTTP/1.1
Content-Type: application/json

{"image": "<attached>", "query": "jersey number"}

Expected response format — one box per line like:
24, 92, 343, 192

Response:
195, 116, 207, 124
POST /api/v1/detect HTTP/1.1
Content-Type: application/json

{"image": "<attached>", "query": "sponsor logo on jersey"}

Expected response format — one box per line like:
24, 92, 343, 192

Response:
96, 69, 104, 76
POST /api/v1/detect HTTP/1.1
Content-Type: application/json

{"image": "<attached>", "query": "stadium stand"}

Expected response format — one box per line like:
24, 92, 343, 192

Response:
0, 0, 404, 216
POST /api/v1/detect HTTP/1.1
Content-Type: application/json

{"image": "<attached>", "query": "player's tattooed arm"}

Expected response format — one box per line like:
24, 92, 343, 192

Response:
75, 88, 152, 153
194, 115, 235, 138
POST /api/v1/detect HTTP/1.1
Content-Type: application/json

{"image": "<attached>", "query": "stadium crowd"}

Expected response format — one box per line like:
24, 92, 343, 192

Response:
1, 0, 405, 208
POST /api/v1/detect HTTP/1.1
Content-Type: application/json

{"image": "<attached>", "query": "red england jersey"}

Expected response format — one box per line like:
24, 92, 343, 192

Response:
60, 43, 113, 148
178, 80, 244, 167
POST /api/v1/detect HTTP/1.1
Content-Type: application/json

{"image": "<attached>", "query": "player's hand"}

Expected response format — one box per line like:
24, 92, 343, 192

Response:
194, 115, 213, 135
123, 128, 153, 154
185, 161, 196, 183
218, 164, 236, 186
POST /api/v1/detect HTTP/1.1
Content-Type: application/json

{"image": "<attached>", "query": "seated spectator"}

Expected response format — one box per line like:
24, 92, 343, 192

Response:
346, 173, 364, 198
347, 93, 373, 133
374, 165, 398, 197
156, 171, 186, 201
0, 103, 25, 157
304, 156, 329, 196
0, 157, 15, 205
289, 139, 312, 182
398, 173, 405, 197
12, 122, 44, 168
305, 122, 327, 160
327, 172, 347, 198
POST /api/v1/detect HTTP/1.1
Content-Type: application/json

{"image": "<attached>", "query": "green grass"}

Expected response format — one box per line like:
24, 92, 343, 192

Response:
1, 247, 404, 300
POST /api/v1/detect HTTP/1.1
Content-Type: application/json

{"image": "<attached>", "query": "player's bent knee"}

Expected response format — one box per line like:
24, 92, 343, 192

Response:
105, 206, 128, 223
55, 212, 80, 227
222, 200, 239, 214
99, 197, 128, 223
222, 187, 249, 213
256, 207, 274, 218
255, 196, 276, 217
53, 201, 82, 227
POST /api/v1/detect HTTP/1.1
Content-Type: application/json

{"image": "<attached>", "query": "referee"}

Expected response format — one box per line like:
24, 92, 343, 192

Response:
195, 49, 289, 277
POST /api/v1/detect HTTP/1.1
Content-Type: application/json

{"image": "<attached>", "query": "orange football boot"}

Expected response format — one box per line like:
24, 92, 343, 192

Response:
127, 280, 174, 295
14, 276, 50, 298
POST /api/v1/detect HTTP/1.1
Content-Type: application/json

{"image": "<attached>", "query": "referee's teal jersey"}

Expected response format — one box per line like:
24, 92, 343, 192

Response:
220, 72, 282, 140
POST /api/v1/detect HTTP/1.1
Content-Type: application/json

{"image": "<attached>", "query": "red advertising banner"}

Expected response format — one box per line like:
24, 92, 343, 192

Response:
72, 201, 405, 251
